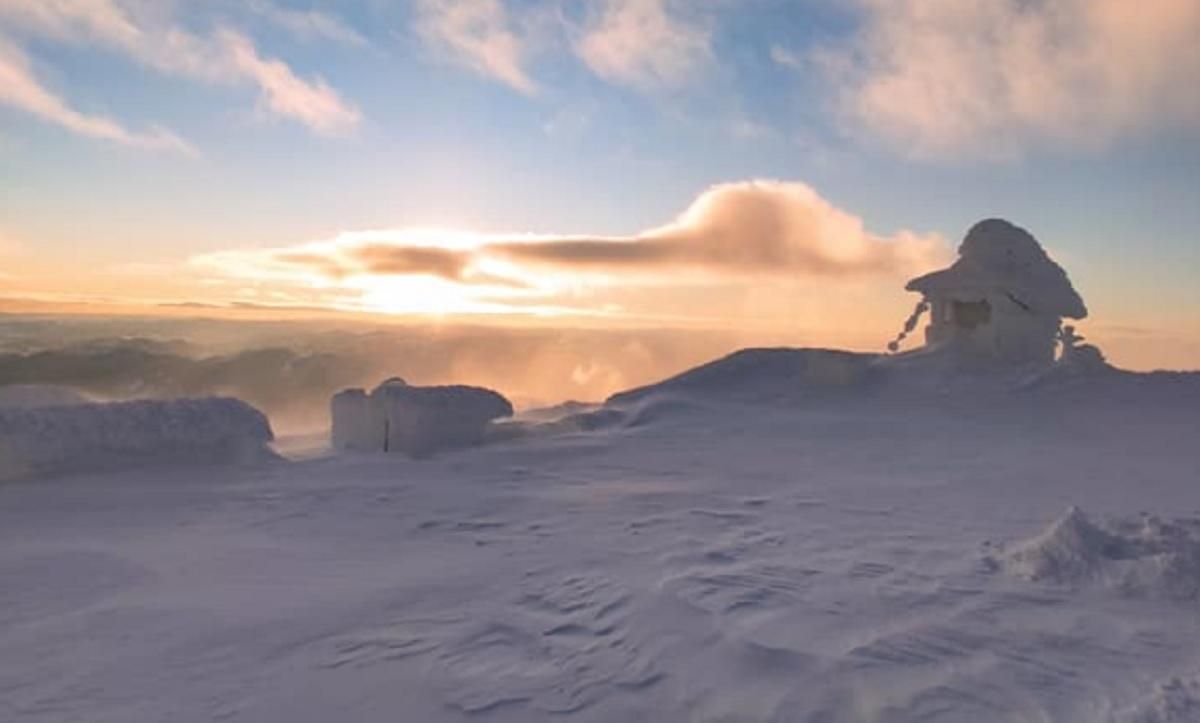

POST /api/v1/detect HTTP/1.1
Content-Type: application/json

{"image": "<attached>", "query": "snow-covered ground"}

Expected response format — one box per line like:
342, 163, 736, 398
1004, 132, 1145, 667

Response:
2, 353, 1199, 722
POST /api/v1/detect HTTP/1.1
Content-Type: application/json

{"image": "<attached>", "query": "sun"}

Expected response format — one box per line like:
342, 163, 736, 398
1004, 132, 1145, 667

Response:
353, 275, 503, 316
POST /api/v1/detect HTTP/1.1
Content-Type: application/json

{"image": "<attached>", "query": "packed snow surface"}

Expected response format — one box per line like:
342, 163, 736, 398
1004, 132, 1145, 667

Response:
0, 397, 274, 479
1, 353, 1199, 722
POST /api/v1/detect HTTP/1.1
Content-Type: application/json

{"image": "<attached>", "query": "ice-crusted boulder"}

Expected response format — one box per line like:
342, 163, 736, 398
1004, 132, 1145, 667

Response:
992, 507, 1200, 601
0, 397, 275, 480
331, 378, 513, 457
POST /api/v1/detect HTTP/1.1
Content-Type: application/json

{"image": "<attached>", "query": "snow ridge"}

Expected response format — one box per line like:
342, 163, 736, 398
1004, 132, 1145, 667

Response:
0, 397, 275, 480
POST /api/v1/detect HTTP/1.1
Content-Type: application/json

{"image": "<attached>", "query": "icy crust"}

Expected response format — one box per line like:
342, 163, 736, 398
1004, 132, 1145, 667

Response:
0, 397, 275, 480
995, 507, 1200, 600
0, 384, 92, 409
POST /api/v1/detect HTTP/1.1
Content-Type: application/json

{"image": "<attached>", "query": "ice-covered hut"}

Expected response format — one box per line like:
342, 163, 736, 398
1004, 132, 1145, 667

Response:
900, 219, 1087, 366
331, 377, 513, 456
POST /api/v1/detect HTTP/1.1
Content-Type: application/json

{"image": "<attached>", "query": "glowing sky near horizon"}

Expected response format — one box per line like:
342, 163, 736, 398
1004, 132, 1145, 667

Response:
0, 0, 1198, 369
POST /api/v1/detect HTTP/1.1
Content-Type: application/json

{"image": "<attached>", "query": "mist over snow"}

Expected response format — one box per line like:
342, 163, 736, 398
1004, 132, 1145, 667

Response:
0, 315, 753, 431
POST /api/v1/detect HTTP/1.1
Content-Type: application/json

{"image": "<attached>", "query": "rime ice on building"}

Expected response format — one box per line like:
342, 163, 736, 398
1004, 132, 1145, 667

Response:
331, 378, 513, 457
894, 219, 1089, 367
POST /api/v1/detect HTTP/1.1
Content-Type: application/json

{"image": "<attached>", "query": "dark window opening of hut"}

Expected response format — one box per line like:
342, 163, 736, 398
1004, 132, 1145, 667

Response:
953, 299, 991, 329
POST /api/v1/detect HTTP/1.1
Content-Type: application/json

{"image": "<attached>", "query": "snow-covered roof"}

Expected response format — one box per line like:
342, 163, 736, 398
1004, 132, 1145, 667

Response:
906, 219, 1087, 319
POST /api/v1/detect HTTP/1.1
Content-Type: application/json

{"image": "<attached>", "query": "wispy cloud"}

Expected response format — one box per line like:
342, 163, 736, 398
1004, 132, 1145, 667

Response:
0, 0, 361, 137
0, 39, 196, 153
414, 0, 538, 94
824, 0, 1200, 159
217, 29, 361, 134
769, 45, 804, 73
194, 181, 949, 317
575, 0, 711, 91
247, 0, 368, 47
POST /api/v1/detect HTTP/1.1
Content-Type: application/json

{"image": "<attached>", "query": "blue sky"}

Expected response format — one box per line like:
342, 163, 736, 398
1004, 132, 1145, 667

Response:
0, 0, 1198, 368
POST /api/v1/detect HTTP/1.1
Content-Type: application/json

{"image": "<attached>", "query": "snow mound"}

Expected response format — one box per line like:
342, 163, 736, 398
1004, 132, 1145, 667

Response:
995, 507, 1200, 600
609, 348, 878, 404
0, 397, 275, 480
1119, 673, 1200, 723
0, 384, 92, 409
332, 379, 513, 456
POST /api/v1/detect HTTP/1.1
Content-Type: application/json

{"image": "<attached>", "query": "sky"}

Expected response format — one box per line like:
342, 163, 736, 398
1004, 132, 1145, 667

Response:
0, 0, 1198, 369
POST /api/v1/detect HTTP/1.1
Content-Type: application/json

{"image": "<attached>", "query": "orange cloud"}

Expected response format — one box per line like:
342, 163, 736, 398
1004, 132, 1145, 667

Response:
491, 181, 948, 278
193, 181, 949, 317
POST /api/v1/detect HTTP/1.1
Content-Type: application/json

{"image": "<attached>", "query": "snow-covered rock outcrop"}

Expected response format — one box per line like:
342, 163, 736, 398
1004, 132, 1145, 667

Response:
994, 507, 1200, 601
0, 397, 275, 480
331, 378, 513, 457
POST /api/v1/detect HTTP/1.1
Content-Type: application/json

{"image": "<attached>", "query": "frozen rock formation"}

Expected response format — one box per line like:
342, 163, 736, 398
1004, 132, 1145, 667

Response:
0, 397, 275, 480
900, 219, 1089, 367
331, 378, 513, 457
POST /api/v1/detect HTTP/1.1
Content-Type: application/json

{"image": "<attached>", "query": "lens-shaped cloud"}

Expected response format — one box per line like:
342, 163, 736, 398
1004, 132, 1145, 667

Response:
196, 181, 949, 309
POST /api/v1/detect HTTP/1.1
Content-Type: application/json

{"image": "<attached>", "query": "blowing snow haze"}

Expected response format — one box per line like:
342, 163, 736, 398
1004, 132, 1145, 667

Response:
0, 315, 753, 430
1, 0, 1199, 721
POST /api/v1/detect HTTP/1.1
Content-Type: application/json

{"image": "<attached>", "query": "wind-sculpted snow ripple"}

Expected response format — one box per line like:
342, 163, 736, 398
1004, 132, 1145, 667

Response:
319, 572, 659, 716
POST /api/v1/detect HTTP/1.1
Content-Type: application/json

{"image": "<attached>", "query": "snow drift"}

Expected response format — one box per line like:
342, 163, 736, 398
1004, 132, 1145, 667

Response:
994, 507, 1200, 601
0, 397, 275, 480
609, 348, 879, 405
